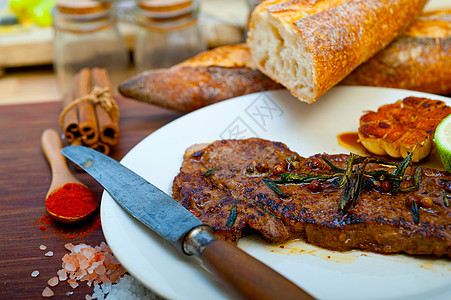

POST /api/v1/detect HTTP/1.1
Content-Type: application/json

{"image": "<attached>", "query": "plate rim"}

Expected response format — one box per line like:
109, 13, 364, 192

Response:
101, 86, 451, 300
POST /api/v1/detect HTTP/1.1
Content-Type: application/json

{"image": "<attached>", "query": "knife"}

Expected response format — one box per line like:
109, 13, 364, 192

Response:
62, 145, 314, 300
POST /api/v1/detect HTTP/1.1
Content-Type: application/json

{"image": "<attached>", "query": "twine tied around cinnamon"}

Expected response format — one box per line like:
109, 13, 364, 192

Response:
59, 68, 120, 155
59, 86, 119, 128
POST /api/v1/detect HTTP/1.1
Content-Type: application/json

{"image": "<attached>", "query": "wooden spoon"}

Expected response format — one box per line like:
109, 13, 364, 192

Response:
41, 128, 98, 223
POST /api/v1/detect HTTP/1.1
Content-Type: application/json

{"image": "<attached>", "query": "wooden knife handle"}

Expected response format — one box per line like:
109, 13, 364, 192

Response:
201, 239, 315, 300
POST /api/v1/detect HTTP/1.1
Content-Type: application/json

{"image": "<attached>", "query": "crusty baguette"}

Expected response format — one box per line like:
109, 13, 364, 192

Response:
341, 9, 451, 95
119, 9, 450, 114
118, 44, 283, 113
247, 0, 428, 103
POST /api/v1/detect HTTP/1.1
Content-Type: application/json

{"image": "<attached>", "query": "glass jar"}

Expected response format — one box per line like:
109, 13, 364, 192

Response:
53, 0, 130, 95
134, 0, 207, 73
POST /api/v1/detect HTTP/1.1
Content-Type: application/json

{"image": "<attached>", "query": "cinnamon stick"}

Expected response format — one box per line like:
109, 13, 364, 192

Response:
89, 141, 110, 155
59, 67, 120, 155
91, 68, 120, 146
61, 92, 80, 143
75, 68, 99, 146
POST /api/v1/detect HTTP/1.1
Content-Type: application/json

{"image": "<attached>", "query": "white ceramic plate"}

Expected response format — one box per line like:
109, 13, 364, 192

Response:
425, 0, 450, 11
101, 87, 451, 300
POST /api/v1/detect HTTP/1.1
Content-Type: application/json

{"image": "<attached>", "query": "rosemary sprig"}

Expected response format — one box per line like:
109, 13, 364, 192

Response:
338, 177, 353, 213
400, 167, 422, 192
202, 168, 216, 177
263, 177, 290, 198
338, 163, 366, 214
390, 151, 413, 194
321, 156, 345, 173
275, 172, 341, 184
255, 203, 280, 219
265, 151, 426, 222
226, 204, 237, 227
411, 201, 420, 224
322, 155, 402, 182
338, 153, 356, 188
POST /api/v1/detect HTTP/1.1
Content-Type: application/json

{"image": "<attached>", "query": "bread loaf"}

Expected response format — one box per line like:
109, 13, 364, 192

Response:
119, 8, 450, 114
247, 0, 428, 103
341, 9, 451, 95
118, 44, 283, 113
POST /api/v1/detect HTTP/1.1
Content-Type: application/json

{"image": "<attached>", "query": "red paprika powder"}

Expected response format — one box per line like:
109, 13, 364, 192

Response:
45, 183, 98, 218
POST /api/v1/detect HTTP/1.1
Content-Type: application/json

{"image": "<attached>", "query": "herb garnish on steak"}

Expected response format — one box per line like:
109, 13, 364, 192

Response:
172, 138, 451, 257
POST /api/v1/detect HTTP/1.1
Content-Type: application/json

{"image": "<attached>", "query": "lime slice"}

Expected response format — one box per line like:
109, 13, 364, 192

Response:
434, 114, 451, 173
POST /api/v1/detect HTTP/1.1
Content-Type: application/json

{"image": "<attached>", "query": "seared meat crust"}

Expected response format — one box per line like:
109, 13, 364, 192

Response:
172, 138, 451, 257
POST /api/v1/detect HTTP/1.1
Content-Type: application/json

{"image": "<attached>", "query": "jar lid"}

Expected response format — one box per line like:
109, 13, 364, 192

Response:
138, 0, 195, 18
56, 0, 112, 15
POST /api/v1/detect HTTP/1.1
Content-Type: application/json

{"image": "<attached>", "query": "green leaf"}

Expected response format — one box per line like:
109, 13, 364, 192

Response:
226, 204, 237, 227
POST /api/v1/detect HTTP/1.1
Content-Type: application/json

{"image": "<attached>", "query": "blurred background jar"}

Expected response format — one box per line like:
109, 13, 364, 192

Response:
134, 0, 207, 73
53, 0, 130, 95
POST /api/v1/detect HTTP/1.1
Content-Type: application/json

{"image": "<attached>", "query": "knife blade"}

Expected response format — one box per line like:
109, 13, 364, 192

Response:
62, 145, 314, 300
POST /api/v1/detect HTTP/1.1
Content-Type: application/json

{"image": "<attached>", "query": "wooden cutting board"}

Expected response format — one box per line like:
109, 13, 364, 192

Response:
0, 96, 180, 298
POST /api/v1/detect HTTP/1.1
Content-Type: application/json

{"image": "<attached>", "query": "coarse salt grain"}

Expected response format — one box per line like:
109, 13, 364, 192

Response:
42, 287, 54, 297
47, 277, 59, 287
68, 279, 79, 289
88, 274, 158, 299
57, 269, 68, 281
40, 245, 47, 250
57, 242, 127, 293
45, 251, 54, 257
65, 243, 75, 251
31, 270, 40, 277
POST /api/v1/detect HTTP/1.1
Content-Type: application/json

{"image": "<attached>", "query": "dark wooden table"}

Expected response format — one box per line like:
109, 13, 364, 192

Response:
0, 97, 181, 299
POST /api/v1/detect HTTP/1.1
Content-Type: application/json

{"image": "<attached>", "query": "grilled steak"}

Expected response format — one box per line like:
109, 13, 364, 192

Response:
172, 138, 451, 257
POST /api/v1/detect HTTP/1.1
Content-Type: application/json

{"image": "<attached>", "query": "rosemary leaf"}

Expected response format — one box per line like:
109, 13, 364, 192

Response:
339, 153, 355, 188
399, 167, 422, 193
275, 172, 340, 184
202, 168, 216, 177
226, 204, 237, 227
321, 156, 345, 173
391, 151, 413, 194
411, 201, 420, 224
255, 203, 280, 219
263, 177, 290, 198
338, 178, 352, 214
443, 190, 450, 207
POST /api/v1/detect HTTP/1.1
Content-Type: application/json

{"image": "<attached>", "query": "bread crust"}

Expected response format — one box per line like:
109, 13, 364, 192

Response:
177, 43, 256, 69
341, 10, 451, 95
247, 0, 428, 103
118, 66, 282, 113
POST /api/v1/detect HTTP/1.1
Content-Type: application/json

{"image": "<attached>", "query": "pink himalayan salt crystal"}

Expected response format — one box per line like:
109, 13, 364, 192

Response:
57, 269, 67, 281
47, 277, 59, 287
64, 262, 76, 272
68, 279, 79, 289
57, 242, 127, 290
39, 245, 47, 251
42, 287, 54, 297
64, 243, 75, 251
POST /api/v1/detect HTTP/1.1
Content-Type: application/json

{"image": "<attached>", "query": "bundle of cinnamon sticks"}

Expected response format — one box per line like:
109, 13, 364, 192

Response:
59, 68, 120, 155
